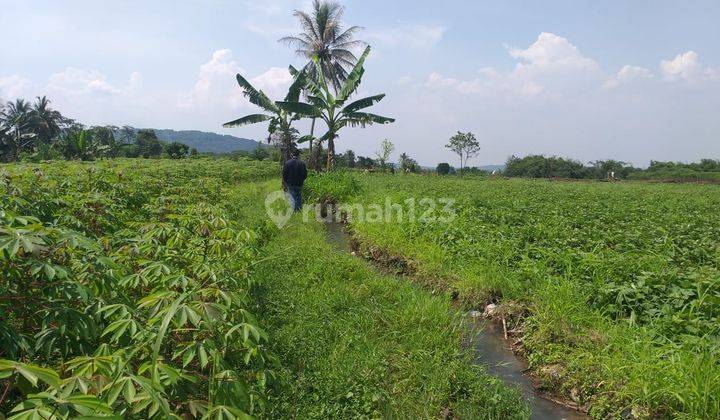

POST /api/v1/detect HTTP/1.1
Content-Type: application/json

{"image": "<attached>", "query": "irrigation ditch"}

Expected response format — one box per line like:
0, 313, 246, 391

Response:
321, 208, 588, 420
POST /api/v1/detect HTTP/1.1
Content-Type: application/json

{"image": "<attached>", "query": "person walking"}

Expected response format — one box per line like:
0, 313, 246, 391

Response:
282, 149, 307, 212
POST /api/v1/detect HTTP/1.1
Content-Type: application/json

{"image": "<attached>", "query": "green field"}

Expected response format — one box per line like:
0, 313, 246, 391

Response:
2, 159, 718, 419
0, 159, 529, 419
307, 172, 720, 418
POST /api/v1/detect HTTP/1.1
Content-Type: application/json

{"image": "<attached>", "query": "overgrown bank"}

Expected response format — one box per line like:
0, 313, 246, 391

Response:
305, 171, 720, 418
250, 217, 529, 418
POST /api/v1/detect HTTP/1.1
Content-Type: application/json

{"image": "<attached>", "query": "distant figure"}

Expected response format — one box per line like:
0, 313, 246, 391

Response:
282, 149, 307, 212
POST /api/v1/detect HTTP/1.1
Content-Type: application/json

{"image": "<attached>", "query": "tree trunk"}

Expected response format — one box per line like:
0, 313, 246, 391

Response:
308, 118, 315, 167
326, 136, 335, 171
313, 142, 323, 171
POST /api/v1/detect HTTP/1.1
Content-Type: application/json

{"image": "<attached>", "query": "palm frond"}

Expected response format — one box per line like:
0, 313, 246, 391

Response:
345, 112, 395, 127
235, 74, 279, 113
297, 135, 314, 144
275, 101, 319, 118
342, 94, 386, 114
337, 46, 371, 101
334, 26, 364, 45
222, 114, 274, 128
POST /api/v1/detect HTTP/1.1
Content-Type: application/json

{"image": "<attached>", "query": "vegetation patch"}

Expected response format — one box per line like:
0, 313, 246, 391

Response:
0, 159, 280, 418
250, 218, 530, 419
307, 171, 720, 418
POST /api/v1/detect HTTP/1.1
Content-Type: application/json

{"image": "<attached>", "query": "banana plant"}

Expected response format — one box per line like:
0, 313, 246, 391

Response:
59, 129, 110, 161
277, 46, 395, 171
223, 69, 310, 165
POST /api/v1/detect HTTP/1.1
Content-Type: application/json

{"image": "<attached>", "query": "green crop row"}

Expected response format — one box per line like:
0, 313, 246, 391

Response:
306, 172, 720, 418
1, 159, 534, 419
0, 159, 278, 418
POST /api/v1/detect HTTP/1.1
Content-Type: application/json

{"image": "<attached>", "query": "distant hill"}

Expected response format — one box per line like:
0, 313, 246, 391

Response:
148, 129, 266, 154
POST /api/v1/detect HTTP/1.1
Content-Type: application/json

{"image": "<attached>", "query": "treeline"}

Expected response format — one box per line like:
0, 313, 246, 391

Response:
0, 96, 195, 162
239, 145, 422, 172
504, 155, 720, 182
630, 159, 720, 182
505, 155, 636, 180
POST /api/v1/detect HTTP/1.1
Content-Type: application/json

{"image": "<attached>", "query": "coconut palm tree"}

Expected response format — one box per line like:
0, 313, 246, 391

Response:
30, 96, 67, 145
280, 0, 365, 93
280, 0, 365, 168
0, 99, 35, 161
223, 70, 310, 166
278, 46, 394, 171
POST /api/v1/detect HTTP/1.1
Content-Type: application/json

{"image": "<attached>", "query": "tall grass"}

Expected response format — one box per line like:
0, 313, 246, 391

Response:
250, 217, 529, 418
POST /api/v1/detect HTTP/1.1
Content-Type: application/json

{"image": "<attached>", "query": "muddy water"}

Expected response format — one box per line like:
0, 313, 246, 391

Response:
468, 322, 586, 420
323, 220, 587, 419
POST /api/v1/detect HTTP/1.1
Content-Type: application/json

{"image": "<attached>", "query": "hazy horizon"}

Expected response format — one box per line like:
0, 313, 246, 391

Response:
2, 0, 719, 167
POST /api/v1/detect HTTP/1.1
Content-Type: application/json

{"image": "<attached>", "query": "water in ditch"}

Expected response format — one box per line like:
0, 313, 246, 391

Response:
323, 220, 586, 420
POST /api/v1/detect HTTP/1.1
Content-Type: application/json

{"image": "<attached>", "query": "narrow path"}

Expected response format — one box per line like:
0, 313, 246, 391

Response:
324, 220, 587, 420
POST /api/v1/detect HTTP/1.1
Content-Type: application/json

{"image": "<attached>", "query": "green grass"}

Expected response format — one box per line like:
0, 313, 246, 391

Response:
306, 172, 720, 418
250, 216, 529, 419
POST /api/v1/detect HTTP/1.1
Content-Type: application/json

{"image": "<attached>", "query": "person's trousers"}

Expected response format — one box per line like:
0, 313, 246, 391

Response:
286, 186, 302, 211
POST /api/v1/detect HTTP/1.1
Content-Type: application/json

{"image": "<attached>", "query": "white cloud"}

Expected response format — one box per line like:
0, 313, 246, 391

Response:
0, 75, 34, 100
603, 65, 653, 89
427, 72, 484, 94
250, 67, 293, 96
181, 49, 246, 109
47, 68, 140, 97
427, 32, 599, 97
661, 51, 704, 82
508, 32, 600, 73
368, 24, 445, 49
659, 50, 720, 83
181, 49, 293, 110
395, 76, 414, 85
507, 32, 602, 95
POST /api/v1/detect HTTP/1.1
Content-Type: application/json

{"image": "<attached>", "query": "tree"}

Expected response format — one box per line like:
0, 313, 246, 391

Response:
30, 96, 70, 145
344, 149, 356, 168
251, 145, 270, 161
588, 160, 635, 180
223, 69, 309, 166
445, 131, 481, 175
280, 0, 365, 167
357, 155, 374, 169
436, 162, 452, 175
58, 129, 110, 161
280, 0, 365, 93
1, 96, 74, 161
281, 46, 395, 171
0, 99, 35, 161
164, 141, 190, 159
399, 152, 419, 173
87, 125, 119, 156
136, 129, 163, 158
375, 139, 394, 172
505, 155, 589, 179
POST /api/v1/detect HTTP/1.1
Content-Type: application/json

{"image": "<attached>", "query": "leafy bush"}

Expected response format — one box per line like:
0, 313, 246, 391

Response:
0, 158, 279, 418
304, 170, 360, 203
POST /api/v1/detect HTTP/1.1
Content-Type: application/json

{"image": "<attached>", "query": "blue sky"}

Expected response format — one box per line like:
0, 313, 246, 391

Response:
2, 0, 719, 166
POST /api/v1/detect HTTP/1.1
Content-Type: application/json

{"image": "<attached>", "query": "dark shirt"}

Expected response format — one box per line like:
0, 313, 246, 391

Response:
282, 157, 308, 187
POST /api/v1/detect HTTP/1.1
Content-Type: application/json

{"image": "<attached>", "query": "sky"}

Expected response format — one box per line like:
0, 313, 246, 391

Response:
1, 0, 719, 167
